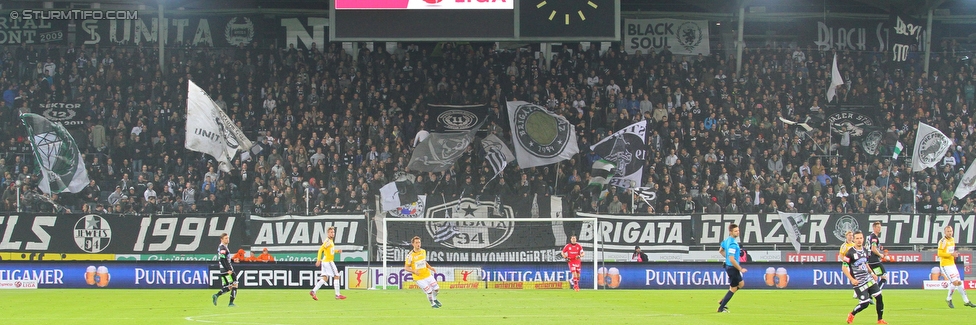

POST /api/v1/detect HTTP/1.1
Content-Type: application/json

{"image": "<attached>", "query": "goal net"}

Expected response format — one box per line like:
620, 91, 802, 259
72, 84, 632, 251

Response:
381, 217, 599, 290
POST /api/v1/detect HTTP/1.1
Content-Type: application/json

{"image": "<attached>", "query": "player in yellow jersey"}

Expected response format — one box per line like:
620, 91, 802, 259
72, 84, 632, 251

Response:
938, 226, 975, 308
311, 227, 346, 300
838, 231, 854, 261
406, 236, 441, 308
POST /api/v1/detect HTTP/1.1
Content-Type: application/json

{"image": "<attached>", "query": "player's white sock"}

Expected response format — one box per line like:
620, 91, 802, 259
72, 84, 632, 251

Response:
958, 285, 970, 303
334, 278, 341, 296
427, 293, 435, 305
432, 290, 438, 300
313, 279, 325, 293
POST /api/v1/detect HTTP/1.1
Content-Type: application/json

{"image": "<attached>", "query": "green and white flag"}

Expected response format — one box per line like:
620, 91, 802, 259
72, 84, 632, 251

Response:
892, 141, 903, 160
20, 113, 90, 194
588, 159, 616, 189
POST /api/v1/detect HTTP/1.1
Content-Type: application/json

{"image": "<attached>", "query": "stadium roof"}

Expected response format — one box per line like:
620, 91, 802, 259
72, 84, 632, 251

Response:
2, 0, 973, 17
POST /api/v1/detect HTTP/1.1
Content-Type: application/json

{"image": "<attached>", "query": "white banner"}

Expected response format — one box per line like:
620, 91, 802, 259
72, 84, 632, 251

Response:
624, 19, 710, 55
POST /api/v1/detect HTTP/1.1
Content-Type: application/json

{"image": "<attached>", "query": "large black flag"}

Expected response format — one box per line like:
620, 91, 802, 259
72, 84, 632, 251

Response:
426, 104, 489, 132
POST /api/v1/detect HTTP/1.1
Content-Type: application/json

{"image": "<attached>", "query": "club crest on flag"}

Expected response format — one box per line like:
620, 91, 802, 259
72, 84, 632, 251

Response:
590, 120, 647, 188
512, 103, 574, 158
918, 132, 950, 165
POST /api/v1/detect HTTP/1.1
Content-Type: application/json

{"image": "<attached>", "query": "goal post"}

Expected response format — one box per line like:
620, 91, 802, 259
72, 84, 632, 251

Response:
382, 217, 599, 290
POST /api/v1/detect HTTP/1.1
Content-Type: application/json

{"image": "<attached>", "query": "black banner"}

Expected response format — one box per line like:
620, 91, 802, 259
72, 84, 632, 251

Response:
577, 213, 691, 254
808, 20, 887, 51
246, 214, 368, 252
0, 17, 68, 45
888, 12, 924, 62
425, 104, 489, 132
695, 214, 976, 248
66, 14, 333, 50
0, 213, 244, 254
209, 262, 348, 289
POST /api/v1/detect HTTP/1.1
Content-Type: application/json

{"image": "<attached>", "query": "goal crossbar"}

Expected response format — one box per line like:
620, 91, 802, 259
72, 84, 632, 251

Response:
382, 217, 599, 290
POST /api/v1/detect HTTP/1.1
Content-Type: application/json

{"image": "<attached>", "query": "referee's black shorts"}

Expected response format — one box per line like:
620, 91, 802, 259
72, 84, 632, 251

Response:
725, 266, 743, 287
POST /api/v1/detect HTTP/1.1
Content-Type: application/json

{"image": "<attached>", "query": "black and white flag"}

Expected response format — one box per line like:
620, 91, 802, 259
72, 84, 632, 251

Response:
590, 120, 647, 188
186, 80, 253, 172
777, 211, 809, 252
633, 187, 657, 206
408, 127, 480, 172
426, 104, 489, 132
888, 11, 924, 62
481, 134, 515, 177
380, 179, 419, 212
507, 101, 579, 168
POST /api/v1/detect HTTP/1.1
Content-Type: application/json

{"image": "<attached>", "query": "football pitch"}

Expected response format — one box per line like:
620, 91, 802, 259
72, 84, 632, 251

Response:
1, 289, 971, 324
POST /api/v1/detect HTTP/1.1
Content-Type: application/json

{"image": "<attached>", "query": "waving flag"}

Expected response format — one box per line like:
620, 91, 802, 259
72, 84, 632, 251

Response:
912, 122, 951, 172
507, 101, 579, 168
20, 113, 89, 194
186, 80, 253, 172
827, 53, 844, 103
590, 120, 647, 188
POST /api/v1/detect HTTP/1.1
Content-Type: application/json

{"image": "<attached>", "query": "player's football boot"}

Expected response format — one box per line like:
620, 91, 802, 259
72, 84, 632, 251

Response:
434, 300, 442, 307
432, 304, 440, 309
212, 294, 218, 306
717, 307, 729, 313
947, 299, 954, 308
876, 320, 888, 324
846, 313, 855, 324
964, 301, 976, 308
335, 294, 347, 300
228, 303, 236, 307
310, 291, 318, 301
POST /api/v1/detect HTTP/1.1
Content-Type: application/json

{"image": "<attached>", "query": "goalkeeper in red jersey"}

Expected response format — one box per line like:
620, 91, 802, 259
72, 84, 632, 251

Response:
562, 235, 584, 292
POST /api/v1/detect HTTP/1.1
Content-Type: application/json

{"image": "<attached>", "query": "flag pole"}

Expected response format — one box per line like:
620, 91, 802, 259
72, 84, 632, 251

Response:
883, 161, 893, 212
911, 171, 917, 214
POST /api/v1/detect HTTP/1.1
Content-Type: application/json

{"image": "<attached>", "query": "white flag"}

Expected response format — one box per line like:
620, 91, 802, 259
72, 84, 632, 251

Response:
912, 122, 952, 172
185, 80, 253, 172
827, 53, 844, 103
506, 101, 579, 168
777, 211, 808, 252
955, 160, 976, 199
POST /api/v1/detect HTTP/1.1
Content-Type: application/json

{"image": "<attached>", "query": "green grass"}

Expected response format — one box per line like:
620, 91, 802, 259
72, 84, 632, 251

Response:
0, 289, 971, 324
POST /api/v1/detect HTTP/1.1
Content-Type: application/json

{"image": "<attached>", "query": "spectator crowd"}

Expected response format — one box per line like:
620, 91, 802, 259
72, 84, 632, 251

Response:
1, 37, 975, 216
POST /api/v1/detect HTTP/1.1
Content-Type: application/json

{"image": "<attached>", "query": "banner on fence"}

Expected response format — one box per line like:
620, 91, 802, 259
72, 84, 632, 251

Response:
0, 213, 244, 254
0, 261, 210, 288
247, 214, 368, 252
576, 213, 692, 257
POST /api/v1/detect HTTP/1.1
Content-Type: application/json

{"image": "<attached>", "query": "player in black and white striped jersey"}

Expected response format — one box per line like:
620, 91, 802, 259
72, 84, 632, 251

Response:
212, 233, 238, 307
